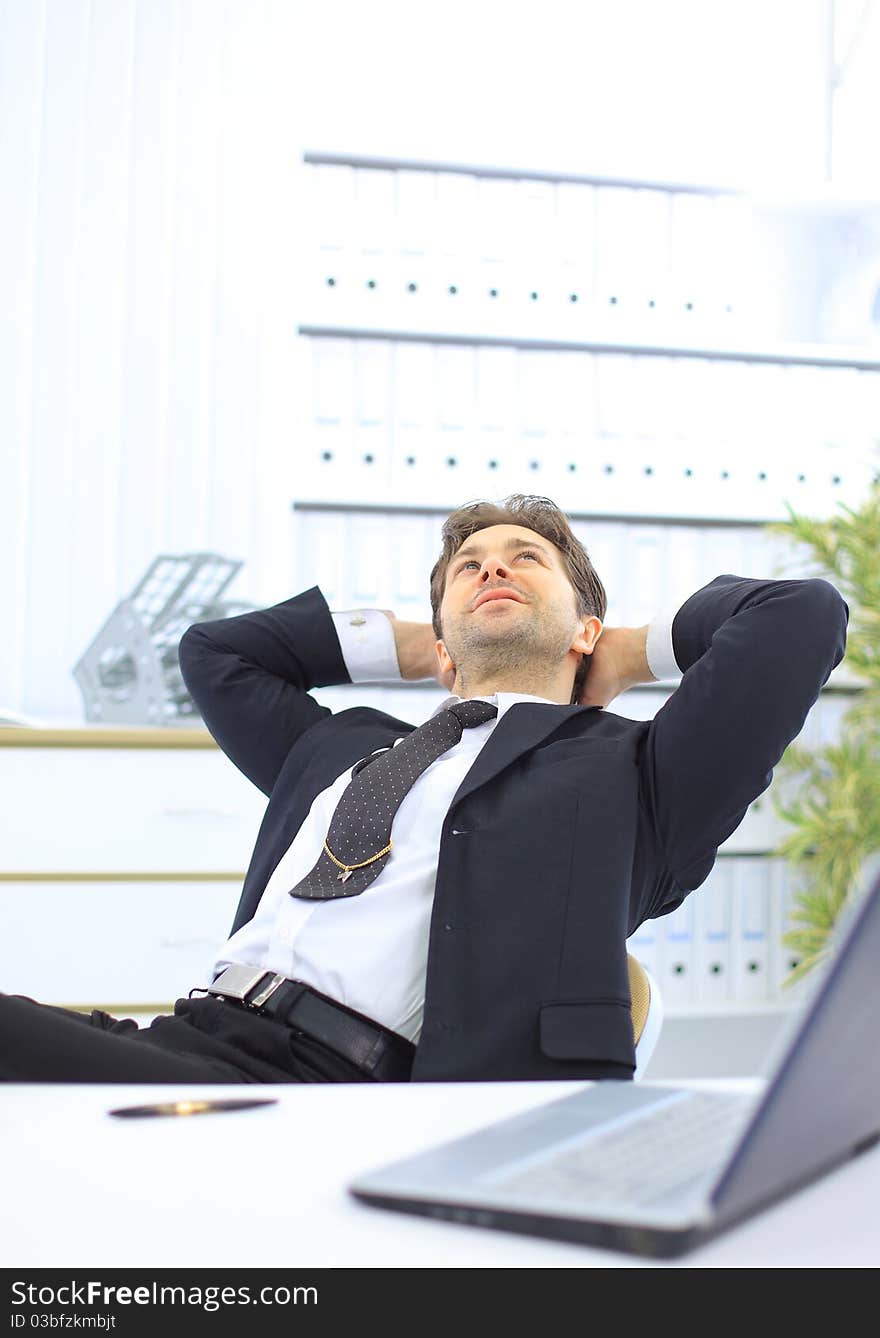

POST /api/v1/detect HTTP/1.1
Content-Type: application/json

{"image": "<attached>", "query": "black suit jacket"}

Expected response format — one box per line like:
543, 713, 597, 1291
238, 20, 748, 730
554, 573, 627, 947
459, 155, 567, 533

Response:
177, 574, 848, 1083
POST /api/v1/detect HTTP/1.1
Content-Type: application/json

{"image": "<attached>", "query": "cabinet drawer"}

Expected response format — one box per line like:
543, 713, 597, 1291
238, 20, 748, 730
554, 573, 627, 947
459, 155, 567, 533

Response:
0, 879, 241, 1008
0, 749, 267, 873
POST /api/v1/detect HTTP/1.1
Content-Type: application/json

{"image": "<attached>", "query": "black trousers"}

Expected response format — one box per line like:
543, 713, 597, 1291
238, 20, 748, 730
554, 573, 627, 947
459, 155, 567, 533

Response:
0, 992, 381, 1083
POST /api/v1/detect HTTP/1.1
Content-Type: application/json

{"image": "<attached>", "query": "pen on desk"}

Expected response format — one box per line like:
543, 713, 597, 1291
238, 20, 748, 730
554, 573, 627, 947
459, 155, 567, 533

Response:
107, 1097, 279, 1118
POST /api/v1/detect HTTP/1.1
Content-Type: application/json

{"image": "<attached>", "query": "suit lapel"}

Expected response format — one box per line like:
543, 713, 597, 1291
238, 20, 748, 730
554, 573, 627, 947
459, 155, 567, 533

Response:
447, 701, 601, 817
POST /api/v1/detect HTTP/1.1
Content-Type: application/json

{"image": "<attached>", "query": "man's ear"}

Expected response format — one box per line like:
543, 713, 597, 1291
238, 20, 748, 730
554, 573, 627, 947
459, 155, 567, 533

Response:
572, 616, 602, 656
436, 639, 455, 677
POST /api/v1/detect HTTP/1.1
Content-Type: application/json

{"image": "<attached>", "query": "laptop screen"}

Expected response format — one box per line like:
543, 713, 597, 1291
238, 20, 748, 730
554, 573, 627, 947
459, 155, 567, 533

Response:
710, 854, 880, 1221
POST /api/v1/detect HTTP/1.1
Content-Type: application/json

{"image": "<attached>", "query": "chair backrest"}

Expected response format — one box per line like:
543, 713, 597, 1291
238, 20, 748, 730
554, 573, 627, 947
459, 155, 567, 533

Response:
627, 953, 663, 1080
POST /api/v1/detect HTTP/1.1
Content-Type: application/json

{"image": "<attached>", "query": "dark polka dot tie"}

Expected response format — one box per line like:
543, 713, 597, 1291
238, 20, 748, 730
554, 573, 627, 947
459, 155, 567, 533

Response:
288, 698, 499, 900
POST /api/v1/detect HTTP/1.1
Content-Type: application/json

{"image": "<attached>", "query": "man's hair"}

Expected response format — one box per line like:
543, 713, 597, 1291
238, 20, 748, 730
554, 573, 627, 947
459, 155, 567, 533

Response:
429, 494, 607, 705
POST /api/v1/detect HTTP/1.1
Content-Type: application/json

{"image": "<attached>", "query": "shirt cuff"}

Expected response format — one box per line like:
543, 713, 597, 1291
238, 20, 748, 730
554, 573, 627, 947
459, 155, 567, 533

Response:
331, 609, 402, 682
645, 609, 683, 683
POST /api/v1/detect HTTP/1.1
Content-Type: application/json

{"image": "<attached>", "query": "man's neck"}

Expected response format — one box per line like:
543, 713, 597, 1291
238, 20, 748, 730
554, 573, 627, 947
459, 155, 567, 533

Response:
450, 685, 566, 705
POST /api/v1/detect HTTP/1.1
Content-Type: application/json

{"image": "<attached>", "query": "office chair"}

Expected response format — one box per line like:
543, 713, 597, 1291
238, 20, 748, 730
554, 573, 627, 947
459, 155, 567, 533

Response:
628, 953, 663, 1080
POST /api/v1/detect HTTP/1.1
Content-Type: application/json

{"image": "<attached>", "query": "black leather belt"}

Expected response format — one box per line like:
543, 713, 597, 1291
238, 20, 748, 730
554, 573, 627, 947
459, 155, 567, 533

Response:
204, 964, 415, 1082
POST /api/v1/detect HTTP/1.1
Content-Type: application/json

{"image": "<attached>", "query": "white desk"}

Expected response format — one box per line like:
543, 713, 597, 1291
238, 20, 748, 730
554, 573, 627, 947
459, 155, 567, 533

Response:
2, 1078, 877, 1268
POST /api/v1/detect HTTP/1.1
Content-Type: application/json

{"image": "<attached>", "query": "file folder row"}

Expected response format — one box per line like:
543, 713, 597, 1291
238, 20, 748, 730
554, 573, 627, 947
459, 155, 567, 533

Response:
302, 162, 760, 343
626, 856, 816, 1014
299, 336, 879, 520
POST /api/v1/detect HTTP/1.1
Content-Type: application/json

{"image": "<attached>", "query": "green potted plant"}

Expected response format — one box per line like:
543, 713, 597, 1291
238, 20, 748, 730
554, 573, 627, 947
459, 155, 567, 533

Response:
765, 473, 880, 986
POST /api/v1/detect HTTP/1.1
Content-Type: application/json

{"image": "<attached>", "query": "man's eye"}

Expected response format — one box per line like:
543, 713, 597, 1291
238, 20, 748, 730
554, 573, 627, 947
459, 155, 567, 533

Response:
458, 551, 539, 572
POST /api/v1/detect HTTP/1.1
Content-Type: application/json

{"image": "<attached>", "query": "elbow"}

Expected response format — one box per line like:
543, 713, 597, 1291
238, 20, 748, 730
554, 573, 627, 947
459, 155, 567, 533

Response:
806, 578, 849, 673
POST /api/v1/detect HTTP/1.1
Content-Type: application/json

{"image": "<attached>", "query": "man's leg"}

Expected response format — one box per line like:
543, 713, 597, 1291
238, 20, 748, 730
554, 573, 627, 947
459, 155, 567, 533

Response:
0, 993, 252, 1082
0, 992, 377, 1083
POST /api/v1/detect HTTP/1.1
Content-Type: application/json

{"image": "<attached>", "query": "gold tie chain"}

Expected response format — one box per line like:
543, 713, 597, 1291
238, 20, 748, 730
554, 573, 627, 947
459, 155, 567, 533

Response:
324, 839, 394, 884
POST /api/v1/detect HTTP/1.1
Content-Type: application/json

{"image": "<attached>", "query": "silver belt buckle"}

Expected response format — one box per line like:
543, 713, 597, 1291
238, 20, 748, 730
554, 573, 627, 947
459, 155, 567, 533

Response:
207, 964, 286, 1009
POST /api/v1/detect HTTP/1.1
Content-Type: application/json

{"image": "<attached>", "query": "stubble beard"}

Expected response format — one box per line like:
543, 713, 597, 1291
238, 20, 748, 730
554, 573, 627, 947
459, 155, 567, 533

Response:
442, 601, 577, 688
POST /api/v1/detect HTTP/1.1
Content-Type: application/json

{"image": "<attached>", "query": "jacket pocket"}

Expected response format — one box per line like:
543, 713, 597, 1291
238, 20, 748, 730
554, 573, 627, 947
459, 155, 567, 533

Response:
539, 999, 635, 1064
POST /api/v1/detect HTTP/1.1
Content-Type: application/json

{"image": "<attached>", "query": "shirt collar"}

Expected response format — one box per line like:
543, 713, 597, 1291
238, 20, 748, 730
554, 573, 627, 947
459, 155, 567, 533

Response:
429, 690, 558, 722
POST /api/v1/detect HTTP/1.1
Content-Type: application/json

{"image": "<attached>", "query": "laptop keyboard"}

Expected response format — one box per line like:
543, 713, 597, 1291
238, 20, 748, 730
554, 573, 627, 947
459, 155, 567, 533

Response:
485, 1091, 751, 1208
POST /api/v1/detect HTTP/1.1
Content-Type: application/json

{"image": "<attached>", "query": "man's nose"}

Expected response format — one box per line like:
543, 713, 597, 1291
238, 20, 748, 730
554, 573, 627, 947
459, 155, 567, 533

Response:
479, 558, 511, 579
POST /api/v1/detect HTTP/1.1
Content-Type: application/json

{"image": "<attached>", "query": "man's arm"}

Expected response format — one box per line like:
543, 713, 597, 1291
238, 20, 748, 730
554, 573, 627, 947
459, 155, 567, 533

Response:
178, 585, 353, 797
178, 590, 443, 796
638, 573, 849, 915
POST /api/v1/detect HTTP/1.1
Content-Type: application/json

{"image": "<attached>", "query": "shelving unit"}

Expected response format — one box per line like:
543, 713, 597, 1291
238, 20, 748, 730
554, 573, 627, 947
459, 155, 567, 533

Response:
290, 151, 875, 1061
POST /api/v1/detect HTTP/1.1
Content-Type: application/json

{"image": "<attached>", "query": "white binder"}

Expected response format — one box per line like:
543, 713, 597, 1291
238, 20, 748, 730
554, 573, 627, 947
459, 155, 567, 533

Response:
390, 340, 436, 506
390, 515, 432, 615
348, 511, 389, 607
820, 366, 873, 516
594, 353, 636, 514
352, 339, 393, 502
434, 171, 479, 326
770, 859, 806, 1003
667, 357, 722, 519
665, 524, 704, 612
434, 344, 476, 496
667, 191, 714, 339
658, 894, 696, 1011
782, 363, 825, 518
351, 166, 397, 327
307, 163, 357, 319
309, 337, 355, 501
558, 351, 599, 492
509, 178, 557, 338
512, 349, 554, 492
534, 350, 575, 503
625, 525, 666, 627
626, 188, 672, 337
573, 518, 625, 628
719, 360, 769, 518
393, 170, 438, 330
294, 509, 345, 605
554, 181, 597, 338
732, 859, 771, 1004
474, 176, 518, 336
475, 344, 517, 495
594, 185, 643, 328
694, 861, 733, 1008
710, 193, 755, 340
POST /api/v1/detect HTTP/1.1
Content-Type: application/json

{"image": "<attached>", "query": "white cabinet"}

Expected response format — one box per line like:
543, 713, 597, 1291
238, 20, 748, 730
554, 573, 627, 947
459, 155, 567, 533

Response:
0, 727, 265, 1012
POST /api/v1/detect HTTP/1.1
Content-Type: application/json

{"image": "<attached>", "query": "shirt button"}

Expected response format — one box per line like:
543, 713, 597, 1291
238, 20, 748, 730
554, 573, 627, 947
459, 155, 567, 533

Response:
279, 927, 291, 942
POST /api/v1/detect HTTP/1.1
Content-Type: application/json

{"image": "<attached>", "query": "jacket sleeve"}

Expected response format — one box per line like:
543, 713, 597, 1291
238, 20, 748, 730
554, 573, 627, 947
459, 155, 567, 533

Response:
177, 585, 351, 797
638, 573, 849, 916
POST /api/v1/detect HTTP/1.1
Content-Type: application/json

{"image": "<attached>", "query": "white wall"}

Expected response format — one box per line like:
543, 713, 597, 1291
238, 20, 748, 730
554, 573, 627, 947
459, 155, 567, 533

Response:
0, 0, 833, 720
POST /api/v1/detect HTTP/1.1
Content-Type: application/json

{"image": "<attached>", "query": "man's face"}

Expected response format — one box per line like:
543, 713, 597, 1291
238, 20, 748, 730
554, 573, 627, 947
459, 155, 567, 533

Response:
435, 523, 597, 688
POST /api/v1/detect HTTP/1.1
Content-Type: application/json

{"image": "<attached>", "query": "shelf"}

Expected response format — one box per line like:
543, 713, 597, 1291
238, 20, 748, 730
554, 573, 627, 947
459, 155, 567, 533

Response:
304, 149, 880, 210
298, 322, 880, 370
303, 149, 747, 197
0, 725, 215, 749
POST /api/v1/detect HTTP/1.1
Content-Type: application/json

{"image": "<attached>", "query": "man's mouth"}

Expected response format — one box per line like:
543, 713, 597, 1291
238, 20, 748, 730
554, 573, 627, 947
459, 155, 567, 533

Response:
472, 588, 526, 611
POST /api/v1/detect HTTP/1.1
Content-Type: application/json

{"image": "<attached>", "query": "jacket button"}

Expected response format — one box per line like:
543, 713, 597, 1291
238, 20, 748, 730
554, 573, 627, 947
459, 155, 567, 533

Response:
451, 828, 468, 836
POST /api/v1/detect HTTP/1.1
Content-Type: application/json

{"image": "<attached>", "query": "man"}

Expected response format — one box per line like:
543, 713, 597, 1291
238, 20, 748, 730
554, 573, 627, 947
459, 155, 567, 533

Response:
0, 494, 848, 1084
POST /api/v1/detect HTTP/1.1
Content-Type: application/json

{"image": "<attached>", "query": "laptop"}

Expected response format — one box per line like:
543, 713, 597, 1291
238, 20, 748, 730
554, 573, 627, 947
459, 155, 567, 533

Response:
349, 854, 880, 1258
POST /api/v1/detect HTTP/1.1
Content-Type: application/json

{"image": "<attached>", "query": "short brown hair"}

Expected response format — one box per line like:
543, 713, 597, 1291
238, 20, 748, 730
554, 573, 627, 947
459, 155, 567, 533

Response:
429, 494, 607, 705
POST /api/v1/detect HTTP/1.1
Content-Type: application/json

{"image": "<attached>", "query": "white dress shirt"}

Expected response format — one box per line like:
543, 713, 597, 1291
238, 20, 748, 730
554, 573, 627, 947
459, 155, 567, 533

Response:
210, 605, 683, 1042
